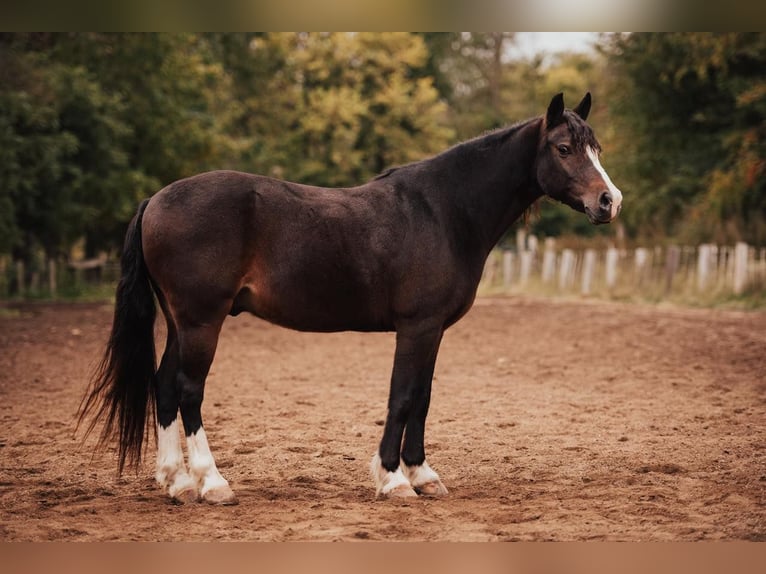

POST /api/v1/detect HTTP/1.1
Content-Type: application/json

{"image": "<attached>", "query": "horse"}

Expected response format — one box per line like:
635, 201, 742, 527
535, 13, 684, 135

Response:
78, 92, 622, 504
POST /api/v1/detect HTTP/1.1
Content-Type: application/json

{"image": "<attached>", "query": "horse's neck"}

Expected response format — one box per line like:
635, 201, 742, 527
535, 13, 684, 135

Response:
438, 118, 543, 256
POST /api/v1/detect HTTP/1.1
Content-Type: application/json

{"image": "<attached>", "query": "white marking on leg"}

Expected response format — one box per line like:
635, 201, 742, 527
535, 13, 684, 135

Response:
155, 419, 197, 500
586, 146, 623, 218
402, 459, 449, 496
402, 460, 439, 486
370, 453, 417, 497
186, 426, 232, 501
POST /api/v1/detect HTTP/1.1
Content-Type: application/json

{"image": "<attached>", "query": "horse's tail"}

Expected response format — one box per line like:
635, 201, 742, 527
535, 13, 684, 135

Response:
77, 198, 157, 474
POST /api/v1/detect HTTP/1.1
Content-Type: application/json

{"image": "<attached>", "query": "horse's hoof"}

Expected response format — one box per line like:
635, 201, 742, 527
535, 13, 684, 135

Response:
171, 486, 200, 505
414, 479, 448, 497
202, 485, 238, 505
386, 483, 419, 498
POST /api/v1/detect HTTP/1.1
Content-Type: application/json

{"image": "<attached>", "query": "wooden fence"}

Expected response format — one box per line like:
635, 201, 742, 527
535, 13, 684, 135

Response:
1, 234, 765, 302
0, 255, 120, 299
482, 231, 766, 300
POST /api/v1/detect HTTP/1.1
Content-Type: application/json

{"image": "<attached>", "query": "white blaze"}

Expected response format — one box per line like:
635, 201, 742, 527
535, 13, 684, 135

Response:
586, 146, 623, 218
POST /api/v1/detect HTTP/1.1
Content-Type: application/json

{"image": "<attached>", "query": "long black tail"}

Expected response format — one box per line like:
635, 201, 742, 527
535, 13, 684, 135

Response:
78, 198, 157, 473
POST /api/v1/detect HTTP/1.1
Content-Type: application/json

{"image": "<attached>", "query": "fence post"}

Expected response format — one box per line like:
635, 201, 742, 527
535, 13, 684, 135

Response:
519, 250, 532, 286
483, 251, 497, 286
502, 250, 514, 287
516, 229, 526, 254
0, 256, 6, 297
581, 249, 596, 295
664, 245, 681, 293
15, 260, 25, 297
528, 234, 539, 256
634, 247, 649, 287
605, 247, 619, 290
697, 244, 711, 291
48, 258, 57, 298
760, 248, 766, 285
542, 238, 556, 284
559, 249, 576, 291
734, 241, 749, 294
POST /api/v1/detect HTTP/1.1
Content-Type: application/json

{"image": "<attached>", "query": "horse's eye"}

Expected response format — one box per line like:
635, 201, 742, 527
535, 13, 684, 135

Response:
557, 144, 571, 156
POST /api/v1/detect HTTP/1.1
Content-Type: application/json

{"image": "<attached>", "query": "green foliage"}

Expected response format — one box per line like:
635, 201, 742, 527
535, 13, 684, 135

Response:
601, 33, 766, 244
226, 33, 454, 186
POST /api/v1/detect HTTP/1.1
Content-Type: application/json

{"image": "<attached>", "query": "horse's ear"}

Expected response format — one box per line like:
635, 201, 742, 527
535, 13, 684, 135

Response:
546, 93, 565, 128
573, 92, 592, 121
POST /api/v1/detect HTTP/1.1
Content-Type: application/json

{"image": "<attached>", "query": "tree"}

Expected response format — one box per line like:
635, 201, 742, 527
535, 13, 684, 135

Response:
601, 33, 766, 244
0, 33, 242, 262
223, 33, 454, 187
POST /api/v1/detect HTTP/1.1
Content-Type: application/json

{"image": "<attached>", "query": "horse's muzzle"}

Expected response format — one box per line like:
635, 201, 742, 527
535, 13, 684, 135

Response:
586, 190, 622, 224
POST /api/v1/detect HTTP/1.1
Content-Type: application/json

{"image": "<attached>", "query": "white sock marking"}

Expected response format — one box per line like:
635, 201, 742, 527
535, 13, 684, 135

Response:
156, 419, 197, 498
370, 453, 413, 496
402, 460, 440, 487
186, 426, 230, 496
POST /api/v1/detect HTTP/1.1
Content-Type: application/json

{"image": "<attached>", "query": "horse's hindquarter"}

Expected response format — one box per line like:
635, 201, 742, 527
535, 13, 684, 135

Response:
142, 172, 259, 317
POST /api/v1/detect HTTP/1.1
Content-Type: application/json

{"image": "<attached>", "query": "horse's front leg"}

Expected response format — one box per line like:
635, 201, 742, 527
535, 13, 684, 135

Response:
371, 325, 446, 498
400, 367, 448, 497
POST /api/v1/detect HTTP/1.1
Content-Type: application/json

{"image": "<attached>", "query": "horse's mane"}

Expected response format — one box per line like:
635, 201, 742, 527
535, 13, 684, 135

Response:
562, 110, 601, 153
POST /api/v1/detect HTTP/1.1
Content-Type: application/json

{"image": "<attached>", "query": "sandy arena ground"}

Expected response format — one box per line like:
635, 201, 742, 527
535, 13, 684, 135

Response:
0, 297, 764, 541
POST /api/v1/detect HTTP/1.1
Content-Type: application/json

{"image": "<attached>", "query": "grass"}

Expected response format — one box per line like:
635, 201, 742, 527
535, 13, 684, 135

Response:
0, 281, 117, 305
478, 279, 766, 311
4, 278, 766, 312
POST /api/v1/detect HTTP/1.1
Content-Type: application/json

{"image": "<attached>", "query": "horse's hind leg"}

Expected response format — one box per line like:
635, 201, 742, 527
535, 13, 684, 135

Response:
154, 316, 198, 503
175, 319, 237, 505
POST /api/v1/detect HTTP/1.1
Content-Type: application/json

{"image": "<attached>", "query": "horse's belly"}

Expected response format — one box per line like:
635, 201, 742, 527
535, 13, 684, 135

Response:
231, 279, 393, 333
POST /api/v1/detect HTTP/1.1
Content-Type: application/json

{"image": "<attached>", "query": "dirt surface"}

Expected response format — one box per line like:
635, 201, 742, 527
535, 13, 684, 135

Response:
0, 297, 764, 541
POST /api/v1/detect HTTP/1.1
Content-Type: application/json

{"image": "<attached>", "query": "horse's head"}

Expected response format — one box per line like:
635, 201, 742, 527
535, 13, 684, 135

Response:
535, 92, 622, 225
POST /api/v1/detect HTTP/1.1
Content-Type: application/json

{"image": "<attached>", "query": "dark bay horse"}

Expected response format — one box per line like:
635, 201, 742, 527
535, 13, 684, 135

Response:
79, 93, 622, 504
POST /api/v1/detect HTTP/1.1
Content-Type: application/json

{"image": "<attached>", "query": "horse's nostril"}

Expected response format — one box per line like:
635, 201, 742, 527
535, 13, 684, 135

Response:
599, 191, 613, 211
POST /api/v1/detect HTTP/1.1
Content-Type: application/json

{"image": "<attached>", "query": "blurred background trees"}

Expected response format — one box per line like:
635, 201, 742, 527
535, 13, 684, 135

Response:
0, 32, 764, 283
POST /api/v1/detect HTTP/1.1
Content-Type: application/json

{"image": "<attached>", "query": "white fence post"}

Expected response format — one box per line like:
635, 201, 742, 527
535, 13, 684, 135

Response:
634, 247, 649, 286
665, 246, 681, 293
516, 229, 526, 254
559, 249, 576, 291
519, 250, 532, 286
697, 244, 711, 291
734, 241, 749, 294
502, 250, 514, 287
581, 249, 597, 295
605, 247, 619, 289
528, 234, 538, 256
542, 238, 556, 284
